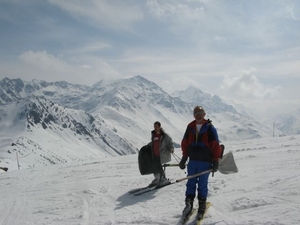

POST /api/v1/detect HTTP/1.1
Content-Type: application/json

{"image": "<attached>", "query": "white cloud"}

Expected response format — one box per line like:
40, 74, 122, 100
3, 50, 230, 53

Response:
1, 0, 299, 116
285, 5, 299, 20
221, 68, 281, 99
214, 36, 227, 43
68, 42, 112, 55
17, 51, 120, 85
20, 51, 70, 72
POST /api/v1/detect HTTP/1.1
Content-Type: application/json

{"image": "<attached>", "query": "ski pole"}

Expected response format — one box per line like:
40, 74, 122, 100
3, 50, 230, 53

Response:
175, 169, 212, 183
163, 163, 180, 167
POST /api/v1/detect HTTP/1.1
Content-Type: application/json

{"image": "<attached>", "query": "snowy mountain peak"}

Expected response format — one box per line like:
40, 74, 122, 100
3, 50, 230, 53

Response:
172, 85, 238, 114
0, 76, 295, 171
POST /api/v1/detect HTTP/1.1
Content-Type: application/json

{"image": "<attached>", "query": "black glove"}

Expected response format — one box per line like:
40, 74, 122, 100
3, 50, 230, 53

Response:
179, 157, 188, 170
211, 161, 219, 172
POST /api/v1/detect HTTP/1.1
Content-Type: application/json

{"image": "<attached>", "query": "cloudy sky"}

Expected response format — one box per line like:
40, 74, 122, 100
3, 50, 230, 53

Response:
0, 0, 299, 116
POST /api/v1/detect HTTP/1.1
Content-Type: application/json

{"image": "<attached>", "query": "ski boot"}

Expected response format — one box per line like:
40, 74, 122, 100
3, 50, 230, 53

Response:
181, 196, 194, 220
196, 197, 207, 220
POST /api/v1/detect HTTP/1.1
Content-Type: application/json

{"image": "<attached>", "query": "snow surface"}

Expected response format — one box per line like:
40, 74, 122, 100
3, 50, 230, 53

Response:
1, 135, 300, 225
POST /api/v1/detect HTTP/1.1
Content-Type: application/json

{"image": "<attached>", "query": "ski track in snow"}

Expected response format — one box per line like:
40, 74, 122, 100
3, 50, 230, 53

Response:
1, 135, 300, 224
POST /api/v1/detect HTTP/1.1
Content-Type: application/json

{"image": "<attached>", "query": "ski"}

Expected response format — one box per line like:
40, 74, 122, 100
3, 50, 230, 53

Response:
177, 208, 196, 225
132, 185, 158, 196
133, 181, 172, 196
128, 186, 152, 194
193, 202, 211, 225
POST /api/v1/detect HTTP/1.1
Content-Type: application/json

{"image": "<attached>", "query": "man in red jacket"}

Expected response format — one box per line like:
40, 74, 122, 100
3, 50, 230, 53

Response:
179, 106, 222, 220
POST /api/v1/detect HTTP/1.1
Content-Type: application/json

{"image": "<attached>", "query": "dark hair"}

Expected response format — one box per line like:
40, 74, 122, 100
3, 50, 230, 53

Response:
154, 121, 161, 127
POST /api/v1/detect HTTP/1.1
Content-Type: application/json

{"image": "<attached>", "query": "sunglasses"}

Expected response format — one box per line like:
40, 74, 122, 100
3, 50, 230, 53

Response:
194, 112, 204, 116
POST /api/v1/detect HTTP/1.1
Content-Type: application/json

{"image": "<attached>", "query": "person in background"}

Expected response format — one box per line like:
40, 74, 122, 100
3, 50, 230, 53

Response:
179, 106, 222, 220
148, 121, 174, 186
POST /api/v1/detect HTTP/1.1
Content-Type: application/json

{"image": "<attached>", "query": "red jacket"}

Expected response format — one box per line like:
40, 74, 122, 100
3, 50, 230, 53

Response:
181, 119, 222, 162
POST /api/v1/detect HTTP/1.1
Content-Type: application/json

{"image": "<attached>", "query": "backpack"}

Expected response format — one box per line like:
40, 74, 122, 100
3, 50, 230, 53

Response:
138, 145, 153, 175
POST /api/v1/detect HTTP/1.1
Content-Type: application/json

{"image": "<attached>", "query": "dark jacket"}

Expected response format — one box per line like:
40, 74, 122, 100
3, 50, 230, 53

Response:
181, 119, 221, 162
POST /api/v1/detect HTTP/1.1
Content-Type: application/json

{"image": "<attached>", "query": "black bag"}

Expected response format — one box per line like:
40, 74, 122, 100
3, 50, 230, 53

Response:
138, 145, 153, 175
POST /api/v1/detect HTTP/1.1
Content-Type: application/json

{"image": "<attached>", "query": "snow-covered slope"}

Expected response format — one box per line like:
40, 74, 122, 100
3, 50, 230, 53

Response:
0, 96, 136, 169
0, 134, 299, 224
0, 76, 287, 170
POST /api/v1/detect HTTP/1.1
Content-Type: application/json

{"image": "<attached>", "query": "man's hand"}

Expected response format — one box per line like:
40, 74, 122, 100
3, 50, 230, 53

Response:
211, 161, 219, 172
179, 157, 188, 170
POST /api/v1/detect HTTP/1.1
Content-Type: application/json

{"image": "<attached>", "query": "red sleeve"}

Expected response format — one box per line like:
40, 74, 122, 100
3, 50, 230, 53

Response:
181, 125, 190, 158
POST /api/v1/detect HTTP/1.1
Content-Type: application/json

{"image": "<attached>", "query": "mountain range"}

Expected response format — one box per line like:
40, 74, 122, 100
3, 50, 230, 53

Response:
0, 76, 299, 170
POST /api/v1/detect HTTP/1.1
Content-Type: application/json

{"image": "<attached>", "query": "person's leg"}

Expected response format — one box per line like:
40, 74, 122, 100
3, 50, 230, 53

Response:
182, 160, 198, 217
196, 162, 211, 198
152, 156, 162, 172
196, 161, 211, 217
153, 156, 165, 178
149, 157, 163, 186
185, 160, 198, 197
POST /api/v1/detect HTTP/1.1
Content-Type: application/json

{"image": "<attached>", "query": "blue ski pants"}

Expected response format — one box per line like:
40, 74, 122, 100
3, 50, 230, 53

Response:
185, 160, 211, 198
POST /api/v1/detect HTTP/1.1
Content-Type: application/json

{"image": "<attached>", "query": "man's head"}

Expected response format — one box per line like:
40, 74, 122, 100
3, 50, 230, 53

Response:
154, 121, 161, 133
193, 106, 206, 122
154, 121, 161, 127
